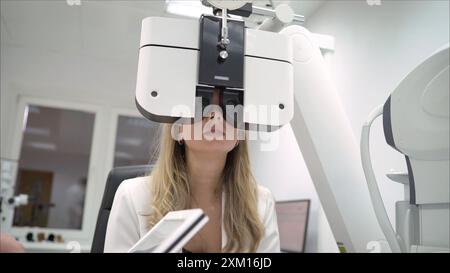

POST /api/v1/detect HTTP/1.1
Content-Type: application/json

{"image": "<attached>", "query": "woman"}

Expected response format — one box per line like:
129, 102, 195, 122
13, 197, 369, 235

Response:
104, 90, 280, 253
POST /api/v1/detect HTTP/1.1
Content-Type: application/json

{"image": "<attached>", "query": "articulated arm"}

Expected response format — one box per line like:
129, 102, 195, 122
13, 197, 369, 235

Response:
281, 25, 385, 252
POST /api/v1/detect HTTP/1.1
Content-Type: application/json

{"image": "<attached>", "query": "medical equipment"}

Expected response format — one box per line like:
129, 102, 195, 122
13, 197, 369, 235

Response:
135, 1, 293, 130
128, 208, 208, 253
135, 0, 449, 252
0, 158, 28, 234
361, 44, 450, 252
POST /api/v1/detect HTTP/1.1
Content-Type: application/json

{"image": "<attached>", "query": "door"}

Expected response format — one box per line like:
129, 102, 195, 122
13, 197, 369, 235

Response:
13, 169, 54, 227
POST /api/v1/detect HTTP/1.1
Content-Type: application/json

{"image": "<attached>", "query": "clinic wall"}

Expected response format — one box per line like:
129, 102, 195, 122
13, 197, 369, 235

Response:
248, 126, 339, 253
306, 0, 449, 226
0, 44, 137, 158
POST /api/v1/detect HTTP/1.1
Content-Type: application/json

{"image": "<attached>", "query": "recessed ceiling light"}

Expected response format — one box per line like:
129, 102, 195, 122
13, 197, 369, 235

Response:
166, 0, 213, 18
114, 151, 133, 160
66, 0, 81, 6
27, 142, 57, 151
116, 137, 143, 147
25, 127, 51, 137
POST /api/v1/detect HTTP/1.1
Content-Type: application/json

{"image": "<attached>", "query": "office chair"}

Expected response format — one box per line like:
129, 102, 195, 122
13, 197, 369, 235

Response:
91, 165, 152, 253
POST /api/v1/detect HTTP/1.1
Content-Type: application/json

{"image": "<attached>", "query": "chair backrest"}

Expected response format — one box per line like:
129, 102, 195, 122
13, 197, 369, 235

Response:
90, 165, 152, 253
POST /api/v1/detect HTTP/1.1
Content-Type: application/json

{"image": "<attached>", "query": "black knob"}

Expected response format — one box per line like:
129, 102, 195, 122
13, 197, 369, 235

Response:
26, 232, 34, 242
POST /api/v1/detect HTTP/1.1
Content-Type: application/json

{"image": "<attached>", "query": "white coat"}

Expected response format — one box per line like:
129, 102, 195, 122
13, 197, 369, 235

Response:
104, 176, 280, 253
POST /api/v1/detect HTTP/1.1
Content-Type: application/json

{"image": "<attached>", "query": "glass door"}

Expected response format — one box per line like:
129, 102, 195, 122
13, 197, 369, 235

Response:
13, 105, 95, 231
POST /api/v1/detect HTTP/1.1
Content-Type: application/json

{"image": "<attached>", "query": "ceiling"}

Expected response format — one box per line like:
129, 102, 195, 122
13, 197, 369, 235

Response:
1, 0, 165, 63
1, 0, 326, 63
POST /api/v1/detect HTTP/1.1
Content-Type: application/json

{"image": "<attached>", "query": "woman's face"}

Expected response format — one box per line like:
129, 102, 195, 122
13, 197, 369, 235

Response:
180, 90, 239, 154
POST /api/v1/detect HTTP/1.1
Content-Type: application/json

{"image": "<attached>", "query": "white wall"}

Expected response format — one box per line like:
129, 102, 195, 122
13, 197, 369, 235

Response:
249, 126, 339, 253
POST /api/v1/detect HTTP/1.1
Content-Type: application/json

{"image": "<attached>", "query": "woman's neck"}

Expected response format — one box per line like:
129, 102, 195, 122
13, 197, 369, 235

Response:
185, 149, 226, 202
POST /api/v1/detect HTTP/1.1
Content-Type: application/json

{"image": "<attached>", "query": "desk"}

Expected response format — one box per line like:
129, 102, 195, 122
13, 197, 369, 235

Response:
22, 241, 91, 253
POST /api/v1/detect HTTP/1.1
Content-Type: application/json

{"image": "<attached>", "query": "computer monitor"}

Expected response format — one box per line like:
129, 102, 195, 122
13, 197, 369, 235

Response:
275, 199, 310, 253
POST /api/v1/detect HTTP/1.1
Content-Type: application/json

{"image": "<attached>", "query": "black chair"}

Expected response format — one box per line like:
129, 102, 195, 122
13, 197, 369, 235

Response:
91, 165, 152, 253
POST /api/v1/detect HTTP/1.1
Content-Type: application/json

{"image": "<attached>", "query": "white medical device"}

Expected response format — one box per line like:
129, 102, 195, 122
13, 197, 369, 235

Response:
135, 0, 449, 252
0, 159, 28, 234
128, 208, 209, 253
361, 44, 450, 252
135, 2, 293, 130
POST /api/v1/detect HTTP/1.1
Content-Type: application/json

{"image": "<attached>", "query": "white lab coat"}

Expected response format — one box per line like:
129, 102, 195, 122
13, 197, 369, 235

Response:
104, 176, 281, 253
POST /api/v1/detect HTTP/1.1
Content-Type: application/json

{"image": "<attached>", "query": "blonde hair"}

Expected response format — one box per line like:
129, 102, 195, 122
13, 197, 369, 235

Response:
147, 124, 263, 252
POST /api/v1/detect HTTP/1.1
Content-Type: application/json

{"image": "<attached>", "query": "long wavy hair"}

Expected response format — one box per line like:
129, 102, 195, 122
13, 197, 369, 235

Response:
147, 124, 263, 252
